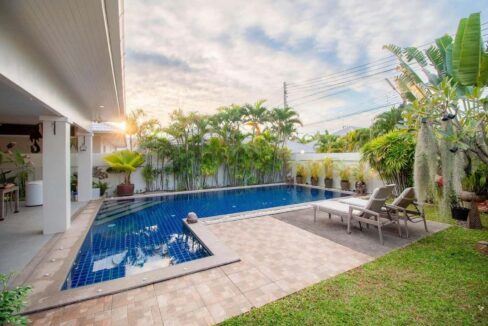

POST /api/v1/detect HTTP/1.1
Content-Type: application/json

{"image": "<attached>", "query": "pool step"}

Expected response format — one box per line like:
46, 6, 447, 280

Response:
94, 201, 161, 225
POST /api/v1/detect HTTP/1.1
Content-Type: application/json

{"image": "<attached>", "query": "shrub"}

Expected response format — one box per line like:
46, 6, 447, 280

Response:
323, 158, 334, 179
361, 130, 415, 193
0, 273, 31, 325
309, 161, 321, 179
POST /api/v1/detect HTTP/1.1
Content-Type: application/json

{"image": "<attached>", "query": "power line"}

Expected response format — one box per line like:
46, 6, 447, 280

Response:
301, 101, 402, 127
287, 60, 399, 92
287, 67, 397, 103
287, 21, 486, 90
288, 73, 403, 107
287, 56, 398, 88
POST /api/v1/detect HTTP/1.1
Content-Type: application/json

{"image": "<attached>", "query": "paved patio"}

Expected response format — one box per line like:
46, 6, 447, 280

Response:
274, 207, 449, 257
27, 216, 373, 325
26, 210, 449, 325
0, 201, 87, 275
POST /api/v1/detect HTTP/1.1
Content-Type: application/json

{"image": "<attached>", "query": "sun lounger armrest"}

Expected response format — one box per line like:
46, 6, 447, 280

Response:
385, 204, 406, 213
348, 205, 379, 217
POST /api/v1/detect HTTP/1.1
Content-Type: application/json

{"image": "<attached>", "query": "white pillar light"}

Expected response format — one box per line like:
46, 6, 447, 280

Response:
77, 133, 93, 202
41, 116, 71, 234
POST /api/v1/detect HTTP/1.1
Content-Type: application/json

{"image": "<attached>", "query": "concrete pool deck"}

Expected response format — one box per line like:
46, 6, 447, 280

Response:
25, 205, 449, 325
0, 201, 87, 276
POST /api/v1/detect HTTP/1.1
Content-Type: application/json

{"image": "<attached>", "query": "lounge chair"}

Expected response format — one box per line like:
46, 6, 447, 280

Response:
340, 187, 428, 238
313, 185, 398, 244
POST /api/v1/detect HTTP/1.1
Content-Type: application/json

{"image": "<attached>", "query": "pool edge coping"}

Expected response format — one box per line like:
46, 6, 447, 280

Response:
21, 205, 240, 315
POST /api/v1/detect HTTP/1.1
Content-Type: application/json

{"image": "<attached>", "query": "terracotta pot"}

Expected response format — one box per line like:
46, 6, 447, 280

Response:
355, 181, 367, 195
295, 176, 304, 184
340, 181, 350, 191
311, 177, 319, 186
117, 183, 135, 196
324, 178, 333, 188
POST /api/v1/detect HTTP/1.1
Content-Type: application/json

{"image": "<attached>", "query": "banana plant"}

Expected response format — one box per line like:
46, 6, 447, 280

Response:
450, 12, 487, 86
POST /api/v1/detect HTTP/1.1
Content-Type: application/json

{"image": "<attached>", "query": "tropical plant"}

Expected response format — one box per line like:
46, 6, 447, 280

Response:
361, 130, 415, 193
371, 106, 404, 137
0, 273, 31, 325
309, 161, 321, 179
128, 101, 300, 192
353, 163, 370, 183
323, 158, 334, 179
315, 133, 346, 153
461, 163, 488, 195
92, 180, 109, 196
296, 163, 305, 177
0, 149, 34, 199
385, 12, 487, 226
104, 150, 144, 185
243, 99, 268, 137
342, 128, 372, 151
338, 165, 351, 182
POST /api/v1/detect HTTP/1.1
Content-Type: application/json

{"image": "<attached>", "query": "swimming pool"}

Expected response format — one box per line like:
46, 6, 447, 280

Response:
63, 184, 347, 290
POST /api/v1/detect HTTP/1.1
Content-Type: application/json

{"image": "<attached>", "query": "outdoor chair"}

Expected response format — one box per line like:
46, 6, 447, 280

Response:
312, 185, 398, 244
340, 187, 428, 238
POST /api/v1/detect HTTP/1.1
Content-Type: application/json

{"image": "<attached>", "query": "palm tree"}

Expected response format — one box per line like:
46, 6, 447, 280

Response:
243, 99, 269, 137
371, 106, 403, 137
269, 106, 302, 146
125, 109, 145, 150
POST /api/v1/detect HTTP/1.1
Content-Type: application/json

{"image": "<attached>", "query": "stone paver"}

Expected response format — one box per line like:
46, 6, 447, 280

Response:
26, 215, 404, 325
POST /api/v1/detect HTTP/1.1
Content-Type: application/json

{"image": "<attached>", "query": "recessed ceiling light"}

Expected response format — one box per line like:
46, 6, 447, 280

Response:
99, 105, 104, 108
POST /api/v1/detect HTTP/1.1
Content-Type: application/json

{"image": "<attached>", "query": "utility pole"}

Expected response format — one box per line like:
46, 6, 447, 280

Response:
283, 81, 288, 108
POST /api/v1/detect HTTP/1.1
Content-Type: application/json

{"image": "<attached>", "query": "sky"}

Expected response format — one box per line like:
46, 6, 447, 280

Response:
124, 0, 486, 135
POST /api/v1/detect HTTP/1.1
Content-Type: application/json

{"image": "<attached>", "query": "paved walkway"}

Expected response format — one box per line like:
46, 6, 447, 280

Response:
28, 216, 372, 325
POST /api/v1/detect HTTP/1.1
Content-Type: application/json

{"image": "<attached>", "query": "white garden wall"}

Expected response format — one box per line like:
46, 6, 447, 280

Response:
290, 152, 384, 193
13, 152, 384, 198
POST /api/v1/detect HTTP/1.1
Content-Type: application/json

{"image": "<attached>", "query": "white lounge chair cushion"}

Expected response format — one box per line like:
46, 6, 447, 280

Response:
313, 200, 356, 217
338, 197, 368, 207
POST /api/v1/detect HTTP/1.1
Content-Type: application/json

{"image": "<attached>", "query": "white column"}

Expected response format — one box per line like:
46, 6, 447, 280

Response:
41, 117, 71, 234
77, 133, 93, 202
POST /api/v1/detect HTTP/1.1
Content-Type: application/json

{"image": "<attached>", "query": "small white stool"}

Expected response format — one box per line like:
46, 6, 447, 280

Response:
26, 180, 43, 206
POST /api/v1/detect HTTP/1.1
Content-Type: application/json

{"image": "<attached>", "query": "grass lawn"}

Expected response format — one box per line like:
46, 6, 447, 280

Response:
222, 208, 488, 325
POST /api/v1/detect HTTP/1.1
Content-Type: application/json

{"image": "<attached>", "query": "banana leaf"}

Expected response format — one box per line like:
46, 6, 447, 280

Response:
451, 12, 481, 86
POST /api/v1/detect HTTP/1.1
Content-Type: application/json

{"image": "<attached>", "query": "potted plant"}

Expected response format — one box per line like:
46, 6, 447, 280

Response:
338, 165, 351, 191
295, 163, 305, 184
353, 164, 369, 195
323, 158, 334, 188
309, 161, 321, 186
449, 190, 469, 221
93, 167, 109, 197
104, 150, 144, 196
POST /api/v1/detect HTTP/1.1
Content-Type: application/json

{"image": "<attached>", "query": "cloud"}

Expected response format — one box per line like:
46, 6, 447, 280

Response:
126, 50, 191, 71
124, 0, 485, 132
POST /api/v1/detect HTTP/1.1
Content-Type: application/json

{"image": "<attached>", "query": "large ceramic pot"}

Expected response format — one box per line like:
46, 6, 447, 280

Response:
311, 177, 319, 186
324, 178, 333, 188
117, 183, 135, 196
295, 176, 304, 184
340, 181, 350, 191
355, 181, 366, 195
